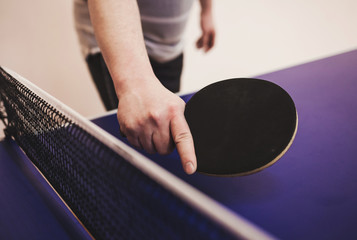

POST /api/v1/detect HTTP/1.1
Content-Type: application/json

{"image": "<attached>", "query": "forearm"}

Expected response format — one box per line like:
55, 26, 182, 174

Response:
87, 0, 156, 96
199, 0, 213, 15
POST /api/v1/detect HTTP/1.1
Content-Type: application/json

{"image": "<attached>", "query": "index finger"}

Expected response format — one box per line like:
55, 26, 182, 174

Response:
170, 115, 197, 175
208, 31, 215, 50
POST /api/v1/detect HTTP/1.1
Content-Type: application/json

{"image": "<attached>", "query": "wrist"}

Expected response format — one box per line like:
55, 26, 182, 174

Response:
113, 71, 159, 98
200, 8, 212, 17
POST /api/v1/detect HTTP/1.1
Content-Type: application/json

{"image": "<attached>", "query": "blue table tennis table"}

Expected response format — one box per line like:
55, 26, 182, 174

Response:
1, 50, 357, 239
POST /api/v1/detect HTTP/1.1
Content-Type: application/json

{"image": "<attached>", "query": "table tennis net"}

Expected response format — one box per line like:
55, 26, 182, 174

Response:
0, 67, 272, 240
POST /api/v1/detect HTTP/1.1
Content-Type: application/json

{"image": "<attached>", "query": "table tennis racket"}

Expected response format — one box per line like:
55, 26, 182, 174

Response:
184, 78, 297, 176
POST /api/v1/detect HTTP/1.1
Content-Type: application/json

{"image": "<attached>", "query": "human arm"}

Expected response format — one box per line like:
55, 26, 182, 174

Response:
196, 0, 216, 52
87, 0, 197, 174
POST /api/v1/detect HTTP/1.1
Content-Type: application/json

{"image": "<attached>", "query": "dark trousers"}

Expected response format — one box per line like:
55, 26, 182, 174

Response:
86, 53, 183, 111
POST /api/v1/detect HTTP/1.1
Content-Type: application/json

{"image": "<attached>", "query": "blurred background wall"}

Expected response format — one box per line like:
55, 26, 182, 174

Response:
0, 0, 356, 123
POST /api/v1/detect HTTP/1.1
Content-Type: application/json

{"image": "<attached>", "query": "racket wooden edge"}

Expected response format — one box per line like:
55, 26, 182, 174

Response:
197, 110, 299, 177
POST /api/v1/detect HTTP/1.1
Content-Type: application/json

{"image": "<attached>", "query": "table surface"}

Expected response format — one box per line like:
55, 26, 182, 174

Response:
1, 50, 357, 239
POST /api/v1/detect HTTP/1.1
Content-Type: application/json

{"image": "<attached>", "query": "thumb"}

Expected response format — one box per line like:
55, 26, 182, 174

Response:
170, 115, 197, 174
196, 36, 204, 49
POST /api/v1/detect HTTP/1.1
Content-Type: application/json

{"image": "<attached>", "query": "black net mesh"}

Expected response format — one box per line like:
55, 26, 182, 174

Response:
0, 67, 238, 240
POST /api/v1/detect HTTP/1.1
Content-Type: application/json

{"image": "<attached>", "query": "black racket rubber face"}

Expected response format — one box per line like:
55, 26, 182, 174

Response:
184, 78, 297, 176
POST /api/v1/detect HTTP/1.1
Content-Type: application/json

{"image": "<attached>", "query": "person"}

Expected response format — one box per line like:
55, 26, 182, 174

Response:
73, 0, 215, 174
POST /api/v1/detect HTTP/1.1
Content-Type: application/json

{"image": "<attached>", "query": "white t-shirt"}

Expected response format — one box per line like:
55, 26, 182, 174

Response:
73, 0, 194, 63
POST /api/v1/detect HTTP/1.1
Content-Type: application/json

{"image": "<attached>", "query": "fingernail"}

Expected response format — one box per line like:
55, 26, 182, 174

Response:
185, 162, 195, 175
